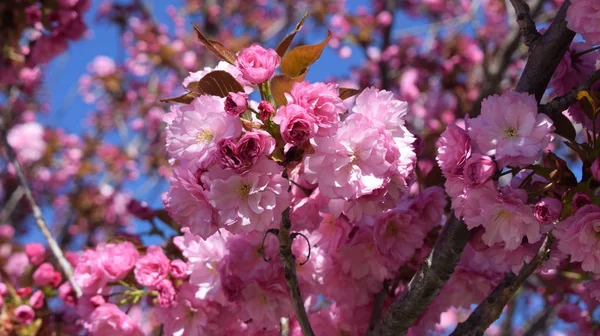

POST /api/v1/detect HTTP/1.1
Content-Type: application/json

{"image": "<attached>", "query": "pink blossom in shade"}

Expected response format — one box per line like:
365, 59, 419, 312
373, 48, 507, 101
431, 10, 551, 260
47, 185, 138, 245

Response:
303, 114, 398, 200
468, 92, 554, 168
373, 207, 427, 266
24, 244, 43, 264
207, 158, 290, 233
273, 104, 317, 145
549, 42, 598, 96
162, 166, 218, 239
436, 123, 472, 175
534, 197, 563, 224
288, 81, 345, 137
258, 100, 275, 121
239, 281, 293, 330
573, 192, 592, 213
155, 279, 176, 308
85, 303, 143, 336
74, 250, 108, 295
25, 5, 42, 24
134, 245, 170, 288
463, 154, 496, 187
290, 195, 323, 232
29, 290, 44, 309
96, 242, 139, 281
235, 44, 280, 84
312, 213, 353, 251
88, 56, 116, 77
58, 282, 76, 306
163, 95, 242, 168
409, 186, 447, 231
15, 305, 35, 325
592, 158, 600, 181
32, 262, 56, 287
7, 123, 46, 164
585, 279, 600, 302
169, 260, 188, 279
566, 0, 600, 45
555, 205, 600, 274
224, 92, 249, 116
174, 229, 229, 302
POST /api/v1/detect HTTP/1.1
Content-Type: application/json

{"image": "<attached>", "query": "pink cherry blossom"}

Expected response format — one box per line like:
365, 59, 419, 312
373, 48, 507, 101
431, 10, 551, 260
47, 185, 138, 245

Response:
74, 250, 108, 295
85, 303, 144, 336
288, 81, 345, 136
549, 42, 597, 96
555, 205, 600, 274
96, 242, 139, 281
463, 154, 496, 187
7, 122, 46, 164
156, 279, 176, 308
134, 245, 170, 288
236, 44, 280, 84
566, 0, 600, 45
468, 92, 554, 167
24, 242, 45, 265
273, 103, 317, 145
32, 262, 57, 287
534, 198, 562, 224
169, 260, 188, 279
436, 123, 471, 175
15, 305, 35, 325
224, 92, 248, 116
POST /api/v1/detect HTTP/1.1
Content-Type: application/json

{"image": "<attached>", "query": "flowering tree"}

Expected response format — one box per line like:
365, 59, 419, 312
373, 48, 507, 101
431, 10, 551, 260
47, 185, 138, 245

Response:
3, 0, 600, 335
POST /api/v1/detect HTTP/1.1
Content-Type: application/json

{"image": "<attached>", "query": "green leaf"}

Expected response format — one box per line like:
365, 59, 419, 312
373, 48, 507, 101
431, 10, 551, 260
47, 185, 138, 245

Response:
276, 12, 309, 57
280, 30, 332, 78
187, 70, 244, 97
549, 112, 576, 141
159, 91, 198, 104
192, 24, 237, 64
339, 87, 362, 100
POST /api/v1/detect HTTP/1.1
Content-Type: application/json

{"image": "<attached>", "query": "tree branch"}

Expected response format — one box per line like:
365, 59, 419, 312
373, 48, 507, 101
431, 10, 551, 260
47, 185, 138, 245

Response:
521, 306, 554, 336
516, 0, 576, 102
509, 0, 542, 48
450, 233, 555, 336
369, 214, 469, 336
278, 208, 315, 336
540, 68, 600, 119
0, 115, 82, 298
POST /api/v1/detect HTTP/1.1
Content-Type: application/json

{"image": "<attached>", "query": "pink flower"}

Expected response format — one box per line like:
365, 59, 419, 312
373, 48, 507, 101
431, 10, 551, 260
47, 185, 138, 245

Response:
85, 303, 143, 336
273, 104, 317, 145
29, 290, 44, 309
97, 242, 139, 281
58, 282, 76, 306
237, 131, 275, 166
74, 250, 108, 295
566, 0, 600, 45
593, 158, 600, 181
14, 305, 35, 325
288, 81, 345, 136
236, 44, 280, 84
7, 122, 47, 163
24, 243, 45, 265
374, 207, 427, 266
304, 114, 398, 200
534, 198, 562, 224
88, 55, 116, 77
549, 42, 597, 96
258, 100, 275, 120
169, 260, 188, 279
224, 92, 248, 116
468, 92, 554, 168
573, 192, 592, 212
155, 279, 176, 308
134, 245, 170, 288
216, 138, 244, 170
437, 123, 471, 175
207, 158, 289, 233
463, 154, 495, 187
164, 95, 242, 168
162, 166, 218, 239
90, 295, 106, 307
555, 205, 600, 273
32, 263, 56, 287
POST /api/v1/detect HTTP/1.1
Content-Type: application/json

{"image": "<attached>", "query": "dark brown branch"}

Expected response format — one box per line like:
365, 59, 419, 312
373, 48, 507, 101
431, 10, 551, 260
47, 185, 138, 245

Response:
370, 214, 469, 336
516, 0, 576, 102
0, 115, 82, 298
450, 234, 555, 336
378, 0, 395, 90
509, 0, 542, 48
540, 68, 600, 118
278, 208, 315, 336
368, 279, 391, 332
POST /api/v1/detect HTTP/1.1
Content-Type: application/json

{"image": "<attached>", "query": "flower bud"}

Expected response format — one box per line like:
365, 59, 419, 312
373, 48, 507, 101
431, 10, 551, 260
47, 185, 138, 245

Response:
572, 192, 592, 212
224, 92, 248, 116
236, 45, 280, 84
534, 198, 562, 224
14, 305, 35, 325
258, 100, 275, 121
463, 154, 496, 187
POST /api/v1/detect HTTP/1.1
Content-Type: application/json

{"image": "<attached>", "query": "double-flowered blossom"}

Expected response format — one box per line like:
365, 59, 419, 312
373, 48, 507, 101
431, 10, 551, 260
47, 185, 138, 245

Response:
555, 205, 600, 274
566, 0, 600, 45
235, 45, 280, 84
287, 81, 346, 137
469, 92, 554, 167
436, 123, 471, 176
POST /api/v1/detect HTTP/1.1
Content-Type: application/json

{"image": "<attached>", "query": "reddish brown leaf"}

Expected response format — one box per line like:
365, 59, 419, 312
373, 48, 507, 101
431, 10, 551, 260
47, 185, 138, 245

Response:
276, 12, 309, 57
339, 87, 362, 100
192, 24, 237, 64
187, 70, 244, 97
281, 30, 332, 78
159, 91, 198, 104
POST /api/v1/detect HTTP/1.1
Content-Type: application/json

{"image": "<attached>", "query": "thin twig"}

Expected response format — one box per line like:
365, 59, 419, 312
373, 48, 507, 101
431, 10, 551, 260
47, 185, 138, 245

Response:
450, 233, 555, 336
370, 214, 469, 336
521, 306, 554, 336
278, 208, 315, 336
0, 185, 24, 224
508, 0, 542, 48
540, 68, 600, 118
0, 115, 82, 298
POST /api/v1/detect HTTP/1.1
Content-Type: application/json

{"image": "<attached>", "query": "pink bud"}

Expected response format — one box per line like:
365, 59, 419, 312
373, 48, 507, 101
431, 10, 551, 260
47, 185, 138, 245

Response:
463, 154, 495, 187
24, 243, 45, 265
25, 6, 42, 25
169, 260, 188, 279
592, 158, 600, 181
0, 283, 7, 296
32, 263, 56, 287
224, 92, 249, 116
376, 11, 393, 26
29, 290, 44, 309
14, 305, 35, 325
572, 192, 592, 212
0, 224, 14, 239
58, 282, 76, 306
236, 45, 280, 84
17, 287, 32, 298
534, 198, 562, 224
258, 100, 275, 121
